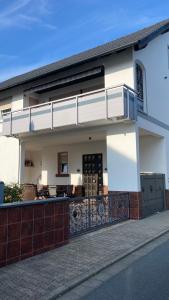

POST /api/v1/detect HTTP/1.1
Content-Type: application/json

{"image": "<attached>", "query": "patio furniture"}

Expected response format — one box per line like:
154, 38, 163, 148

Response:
22, 184, 37, 201
36, 185, 50, 199
74, 185, 85, 197
56, 185, 74, 197
48, 185, 57, 197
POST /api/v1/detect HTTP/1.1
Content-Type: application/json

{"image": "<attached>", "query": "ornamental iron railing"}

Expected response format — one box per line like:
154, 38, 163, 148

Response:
69, 193, 129, 237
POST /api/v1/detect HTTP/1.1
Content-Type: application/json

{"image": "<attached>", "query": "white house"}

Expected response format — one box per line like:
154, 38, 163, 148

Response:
1, 18, 169, 218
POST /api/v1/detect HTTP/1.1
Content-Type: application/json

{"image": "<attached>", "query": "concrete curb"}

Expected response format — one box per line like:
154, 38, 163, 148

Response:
49, 227, 169, 300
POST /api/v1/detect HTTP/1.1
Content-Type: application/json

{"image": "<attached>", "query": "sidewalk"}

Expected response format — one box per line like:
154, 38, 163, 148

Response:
1, 211, 169, 300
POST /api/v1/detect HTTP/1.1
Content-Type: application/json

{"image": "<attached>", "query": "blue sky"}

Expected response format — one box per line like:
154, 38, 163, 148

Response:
0, 0, 169, 82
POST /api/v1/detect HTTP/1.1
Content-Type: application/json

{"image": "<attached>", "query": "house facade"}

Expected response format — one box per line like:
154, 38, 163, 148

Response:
0, 19, 169, 218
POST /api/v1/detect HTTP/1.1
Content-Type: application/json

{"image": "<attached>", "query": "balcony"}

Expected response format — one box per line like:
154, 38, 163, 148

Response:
2, 84, 143, 137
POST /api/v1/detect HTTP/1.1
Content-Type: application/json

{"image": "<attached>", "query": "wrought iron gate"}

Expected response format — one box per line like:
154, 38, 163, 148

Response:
69, 193, 129, 237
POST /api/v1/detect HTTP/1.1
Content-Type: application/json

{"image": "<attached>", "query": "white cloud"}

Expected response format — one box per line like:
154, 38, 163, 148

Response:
0, 0, 31, 18
0, 54, 18, 60
0, 0, 56, 30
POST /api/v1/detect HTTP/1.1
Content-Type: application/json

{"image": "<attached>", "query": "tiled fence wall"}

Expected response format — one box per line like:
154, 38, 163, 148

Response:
0, 200, 69, 267
109, 191, 142, 219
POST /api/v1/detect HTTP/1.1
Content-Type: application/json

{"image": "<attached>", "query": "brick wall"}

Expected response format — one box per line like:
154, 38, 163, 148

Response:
0, 199, 69, 268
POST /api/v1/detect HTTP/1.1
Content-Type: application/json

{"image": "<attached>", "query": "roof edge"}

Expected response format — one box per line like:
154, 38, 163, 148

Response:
137, 22, 169, 50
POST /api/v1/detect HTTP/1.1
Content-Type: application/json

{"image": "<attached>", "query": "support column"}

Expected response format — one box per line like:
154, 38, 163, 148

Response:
106, 123, 141, 219
18, 140, 25, 184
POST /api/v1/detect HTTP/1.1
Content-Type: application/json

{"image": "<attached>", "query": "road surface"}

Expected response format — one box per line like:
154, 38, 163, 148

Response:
59, 232, 169, 300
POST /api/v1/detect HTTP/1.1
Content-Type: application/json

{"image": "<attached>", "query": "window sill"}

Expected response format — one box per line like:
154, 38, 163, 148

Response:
55, 174, 70, 177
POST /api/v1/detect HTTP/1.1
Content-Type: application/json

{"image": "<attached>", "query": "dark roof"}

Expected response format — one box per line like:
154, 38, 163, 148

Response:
1, 18, 169, 92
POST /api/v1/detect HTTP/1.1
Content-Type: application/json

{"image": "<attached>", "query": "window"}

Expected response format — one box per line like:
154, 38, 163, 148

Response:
1, 108, 11, 115
58, 152, 68, 175
0, 108, 11, 120
0, 98, 12, 120
136, 63, 144, 100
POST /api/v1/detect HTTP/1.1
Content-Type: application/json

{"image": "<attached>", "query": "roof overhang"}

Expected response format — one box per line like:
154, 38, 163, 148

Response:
24, 66, 104, 94
135, 23, 169, 50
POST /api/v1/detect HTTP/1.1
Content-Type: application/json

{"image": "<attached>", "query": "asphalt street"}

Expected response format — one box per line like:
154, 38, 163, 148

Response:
59, 232, 169, 300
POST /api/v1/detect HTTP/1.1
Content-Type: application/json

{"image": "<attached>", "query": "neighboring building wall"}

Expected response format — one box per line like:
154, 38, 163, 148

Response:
134, 31, 169, 125
40, 140, 108, 187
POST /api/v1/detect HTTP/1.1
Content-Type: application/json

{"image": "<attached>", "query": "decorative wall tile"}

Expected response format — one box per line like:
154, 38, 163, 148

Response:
0, 199, 69, 267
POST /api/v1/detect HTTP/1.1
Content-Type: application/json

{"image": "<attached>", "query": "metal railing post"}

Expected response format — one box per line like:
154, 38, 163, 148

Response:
88, 197, 91, 229
51, 102, 53, 129
10, 111, 12, 135
76, 96, 78, 125
29, 107, 31, 132
134, 94, 137, 120
127, 89, 130, 119
105, 89, 108, 119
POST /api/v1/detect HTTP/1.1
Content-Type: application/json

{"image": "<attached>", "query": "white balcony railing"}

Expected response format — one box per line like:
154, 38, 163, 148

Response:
2, 84, 143, 136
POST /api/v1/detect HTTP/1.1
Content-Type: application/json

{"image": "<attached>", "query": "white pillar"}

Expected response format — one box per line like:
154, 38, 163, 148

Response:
106, 123, 140, 192
18, 141, 25, 184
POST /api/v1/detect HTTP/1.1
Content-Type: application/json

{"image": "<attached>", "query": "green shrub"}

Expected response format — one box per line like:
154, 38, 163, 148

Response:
4, 184, 23, 203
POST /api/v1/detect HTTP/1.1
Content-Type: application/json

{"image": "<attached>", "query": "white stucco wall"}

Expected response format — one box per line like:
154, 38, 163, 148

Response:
106, 123, 140, 192
134, 31, 169, 125
12, 94, 24, 111
139, 135, 167, 174
104, 48, 134, 89
0, 136, 19, 184
138, 116, 169, 188
0, 86, 24, 111
24, 151, 42, 184
40, 140, 108, 186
